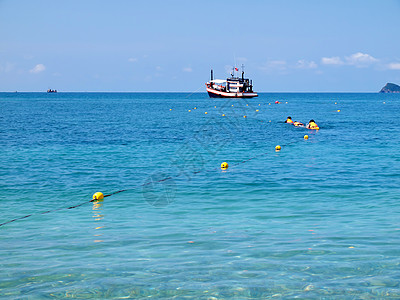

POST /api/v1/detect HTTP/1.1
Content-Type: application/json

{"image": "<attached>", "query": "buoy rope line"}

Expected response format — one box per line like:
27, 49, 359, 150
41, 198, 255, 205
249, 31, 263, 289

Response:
0, 133, 310, 228
0, 101, 313, 228
0, 189, 132, 227
0, 179, 176, 227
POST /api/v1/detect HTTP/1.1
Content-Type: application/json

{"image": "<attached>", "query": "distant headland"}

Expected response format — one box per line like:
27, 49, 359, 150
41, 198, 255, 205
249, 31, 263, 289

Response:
379, 83, 400, 93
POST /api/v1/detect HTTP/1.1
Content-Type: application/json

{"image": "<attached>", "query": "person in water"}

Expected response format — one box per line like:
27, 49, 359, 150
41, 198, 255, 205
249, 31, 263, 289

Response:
285, 116, 294, 124
293, 121, 304, 127
306, 119, 319, 130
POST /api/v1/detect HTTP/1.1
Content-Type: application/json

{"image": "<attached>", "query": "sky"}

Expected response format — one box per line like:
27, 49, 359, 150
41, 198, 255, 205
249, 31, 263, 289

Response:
1, 0, 400, 92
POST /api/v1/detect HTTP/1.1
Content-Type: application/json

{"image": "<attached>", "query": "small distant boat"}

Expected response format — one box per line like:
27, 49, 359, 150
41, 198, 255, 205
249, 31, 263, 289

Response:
47, 89, 57, 93
205, 66, 258, 98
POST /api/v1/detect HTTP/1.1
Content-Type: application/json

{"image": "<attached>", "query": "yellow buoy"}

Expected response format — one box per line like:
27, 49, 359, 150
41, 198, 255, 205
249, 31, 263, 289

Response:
214, 106, 217, 108
256, 109, 259, 112
304, 135, 309, 140
221, 162, 229, 170
246, 104, 248, 106
259, 104, 261, 106
337, 109, 340, 112
92, 192, 104, 201
169, 108, 172, 111
275, 145, 281, 151
222, 114, 225, 117
243, 115, 247, 118
205, 112, 208, 114
335, 102, 337, 104
188, 110, 191, 112
194, 107, 197, 109
232, 104, 234, 107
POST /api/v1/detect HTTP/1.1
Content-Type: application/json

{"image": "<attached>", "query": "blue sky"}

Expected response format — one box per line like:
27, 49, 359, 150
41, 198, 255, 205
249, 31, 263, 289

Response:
1, 0, 400, 92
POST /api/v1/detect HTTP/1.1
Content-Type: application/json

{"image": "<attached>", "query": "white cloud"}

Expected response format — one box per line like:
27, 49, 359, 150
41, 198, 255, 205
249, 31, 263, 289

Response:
155, 66, 162, 71
387, 63, 400, 70
128, 58, 138, 62
182, 67, 192, 72
321, 56, 344, 65
345, 52, 378, 66
322, 52, 378, 68
30, 64, 46, 73
296, 59, 317, 69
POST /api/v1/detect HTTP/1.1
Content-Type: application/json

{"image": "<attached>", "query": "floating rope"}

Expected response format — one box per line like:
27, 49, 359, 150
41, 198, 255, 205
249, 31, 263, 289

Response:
0, 101, 314, 228
0, 137, 307, 227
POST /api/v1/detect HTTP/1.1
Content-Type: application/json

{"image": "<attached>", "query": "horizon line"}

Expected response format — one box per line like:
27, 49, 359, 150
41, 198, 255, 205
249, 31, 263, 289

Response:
0, 91, 384, 94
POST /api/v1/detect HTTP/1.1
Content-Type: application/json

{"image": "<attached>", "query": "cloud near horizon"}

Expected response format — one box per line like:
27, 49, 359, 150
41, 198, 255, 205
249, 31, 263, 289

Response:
321, 56, 344, 65
260, 59, 319, 73
296, 59, 318, 69
387, 62, 400, 70
30, 64, 46, 73
322, 52, 378, 67
183, 67, 193, 72
345, 52, 378, 66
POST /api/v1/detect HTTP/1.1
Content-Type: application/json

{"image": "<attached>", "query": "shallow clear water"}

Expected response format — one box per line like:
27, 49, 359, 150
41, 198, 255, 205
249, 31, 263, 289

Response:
1, 92, 400, 298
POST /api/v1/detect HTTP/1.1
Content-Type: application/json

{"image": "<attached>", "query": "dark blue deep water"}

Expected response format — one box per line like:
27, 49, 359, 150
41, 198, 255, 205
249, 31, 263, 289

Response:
1, 92, 400, 298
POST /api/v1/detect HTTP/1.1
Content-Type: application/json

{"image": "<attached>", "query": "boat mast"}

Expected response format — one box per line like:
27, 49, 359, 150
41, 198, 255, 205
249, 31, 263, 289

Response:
211, 69, 213, 81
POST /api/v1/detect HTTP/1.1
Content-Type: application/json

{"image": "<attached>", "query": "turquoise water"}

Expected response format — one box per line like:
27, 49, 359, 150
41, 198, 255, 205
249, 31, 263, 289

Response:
1, 92, 400, 298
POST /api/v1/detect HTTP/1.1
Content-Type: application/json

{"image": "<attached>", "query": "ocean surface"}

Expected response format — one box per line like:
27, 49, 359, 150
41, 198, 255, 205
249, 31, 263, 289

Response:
1, 92, 400, 299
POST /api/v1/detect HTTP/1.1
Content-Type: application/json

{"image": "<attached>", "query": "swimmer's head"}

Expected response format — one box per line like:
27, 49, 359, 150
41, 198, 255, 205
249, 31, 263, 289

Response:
287, 116, 292, 119
309, 119, 315, 123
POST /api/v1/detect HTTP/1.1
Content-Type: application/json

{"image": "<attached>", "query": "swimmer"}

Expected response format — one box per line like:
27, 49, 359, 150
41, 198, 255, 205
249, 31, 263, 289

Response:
285, 116, 294, 124
306, 119, 319, 130
293, 121, 304, 127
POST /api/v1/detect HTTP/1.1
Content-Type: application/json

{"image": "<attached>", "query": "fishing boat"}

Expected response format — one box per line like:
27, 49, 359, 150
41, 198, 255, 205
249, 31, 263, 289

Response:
205, 66, 258, 98
47, 89, 57, 93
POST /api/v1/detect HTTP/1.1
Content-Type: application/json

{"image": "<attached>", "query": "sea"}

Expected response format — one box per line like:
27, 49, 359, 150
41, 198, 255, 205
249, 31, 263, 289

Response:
1, 92, 400, 299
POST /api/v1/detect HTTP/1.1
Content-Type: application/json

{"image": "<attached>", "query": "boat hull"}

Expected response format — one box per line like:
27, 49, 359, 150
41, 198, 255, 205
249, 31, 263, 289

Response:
206, 87, 258, 98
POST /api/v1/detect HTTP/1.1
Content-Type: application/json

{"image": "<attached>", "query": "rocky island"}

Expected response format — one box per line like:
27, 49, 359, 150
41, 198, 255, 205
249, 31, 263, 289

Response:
379, 83, 400, 93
